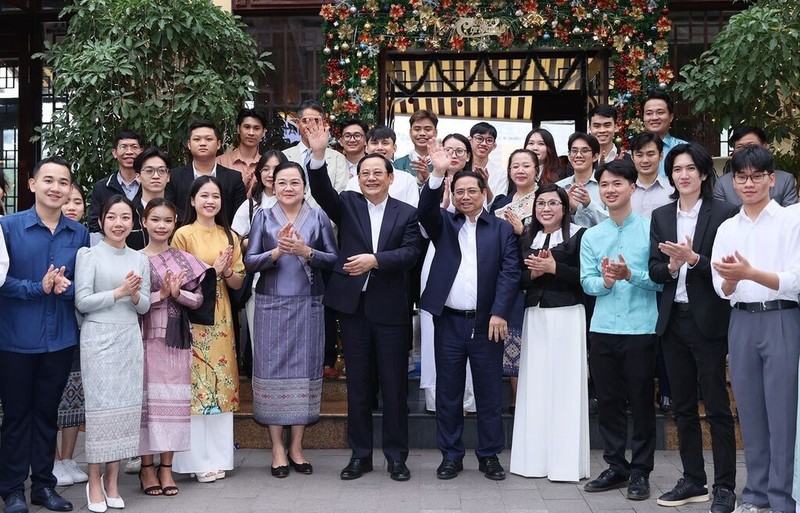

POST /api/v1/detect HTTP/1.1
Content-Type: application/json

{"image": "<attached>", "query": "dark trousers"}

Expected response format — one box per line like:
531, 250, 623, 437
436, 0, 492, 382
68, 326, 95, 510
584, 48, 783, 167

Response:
0, 347, 74, 498
661, 307, 736, 490
589, 332, 657, 477
339, 296, 409, 463
434, 310, 504, 461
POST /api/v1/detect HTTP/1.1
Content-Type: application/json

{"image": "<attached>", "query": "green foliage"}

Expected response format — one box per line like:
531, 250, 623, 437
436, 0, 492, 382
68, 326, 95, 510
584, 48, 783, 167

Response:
675, 0, 800, 167
35, 0, 274, 187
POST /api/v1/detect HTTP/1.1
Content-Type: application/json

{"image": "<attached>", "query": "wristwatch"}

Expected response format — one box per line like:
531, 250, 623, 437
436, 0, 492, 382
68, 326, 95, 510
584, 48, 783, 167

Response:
307, 249, 314, 261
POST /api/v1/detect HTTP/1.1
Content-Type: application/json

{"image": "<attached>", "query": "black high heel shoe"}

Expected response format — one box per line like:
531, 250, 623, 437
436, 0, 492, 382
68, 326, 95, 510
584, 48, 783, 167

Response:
288, 455, 313, 475
138, 463, 162, 496
270, 465, 289, 478
157, 464, 179, 497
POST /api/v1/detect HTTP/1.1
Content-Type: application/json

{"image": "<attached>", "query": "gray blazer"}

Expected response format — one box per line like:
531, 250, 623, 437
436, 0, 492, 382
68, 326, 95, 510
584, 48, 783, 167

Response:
713, 169, 797, 207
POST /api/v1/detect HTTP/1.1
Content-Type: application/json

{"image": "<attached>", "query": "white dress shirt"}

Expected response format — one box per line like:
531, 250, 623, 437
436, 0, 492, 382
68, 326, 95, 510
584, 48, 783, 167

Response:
632, 175, 674, 219
362, 197, 387, 291
556, 173, 608, 228
345, 168, 419, 208
673, 198, 702, 303
712, 200, 800, 303
429, 175, 479, 310
192, 163, 218, 179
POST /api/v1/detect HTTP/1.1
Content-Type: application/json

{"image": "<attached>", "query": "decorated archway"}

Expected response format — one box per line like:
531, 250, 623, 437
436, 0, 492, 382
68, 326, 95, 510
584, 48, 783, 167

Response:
319, 0, 673, 145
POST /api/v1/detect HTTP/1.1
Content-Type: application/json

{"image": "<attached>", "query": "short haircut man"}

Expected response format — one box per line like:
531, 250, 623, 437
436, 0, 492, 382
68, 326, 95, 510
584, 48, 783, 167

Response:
630, 132, 673, 219
87, 130, 145, 246
0, 156, 90, 513
394, 109, 438, 185
217, 108, 267, 191
339, 119, 369, 177
588, 104, 625, 164
165, 119, 246, 225
713, 126, 798, 207
418, 146, 521, 481
642, 91, 687, 177
581, 159, 662, 501
557, 133, 606, 228
711, 145, 800, 513
282, 100, 350, 206
649, 142, 738, 511
469, 122, 507, 199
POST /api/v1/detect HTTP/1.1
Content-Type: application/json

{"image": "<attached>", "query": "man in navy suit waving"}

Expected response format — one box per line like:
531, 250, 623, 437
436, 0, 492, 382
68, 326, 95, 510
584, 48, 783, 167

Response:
305, 120, 421, 482
418, 143, 521, 481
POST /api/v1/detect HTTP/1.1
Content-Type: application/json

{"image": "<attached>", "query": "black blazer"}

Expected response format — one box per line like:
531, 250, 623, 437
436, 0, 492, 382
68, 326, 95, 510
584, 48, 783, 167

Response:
88, 171, 146, 250
165, 164, 246, 226
308, 163, 420, 326
648, 198, 739, 338
520, 228, 586, 309
417, 182, 521, 332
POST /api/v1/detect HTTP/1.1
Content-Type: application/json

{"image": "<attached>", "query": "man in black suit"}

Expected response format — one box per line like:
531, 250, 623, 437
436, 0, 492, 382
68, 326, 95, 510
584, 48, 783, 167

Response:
165, 120, 246, 225
649, 142, 738, 513
417, 144, 520, 481
305, 121, 420, 482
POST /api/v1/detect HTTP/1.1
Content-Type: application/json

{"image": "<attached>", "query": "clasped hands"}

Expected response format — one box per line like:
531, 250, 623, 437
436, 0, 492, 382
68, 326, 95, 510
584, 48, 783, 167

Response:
658, 235, 698, 274
114, 270, 142, 303
601, 254, 632, 288
712, 251, 754, 290
41, 264, 71, 295
159, 269, 186, 301
272, 223, 311, 261
524, 248, 556, 278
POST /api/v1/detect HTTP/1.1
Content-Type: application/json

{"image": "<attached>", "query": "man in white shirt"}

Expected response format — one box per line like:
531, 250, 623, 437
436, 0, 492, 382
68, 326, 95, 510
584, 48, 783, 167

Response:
344, 126, 419, 208
469, 122, 508, 200
631, 132, 674, 219
711, 146, 800, 513
283, 100, 349, 207
338, 119, 368, 178
557, 133, 607, 228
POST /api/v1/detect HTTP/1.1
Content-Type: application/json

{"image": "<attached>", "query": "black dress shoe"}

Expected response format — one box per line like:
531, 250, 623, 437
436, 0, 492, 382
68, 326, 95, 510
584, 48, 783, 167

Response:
478, 456, 506, 481
584, 468, 629, 492
387, 461, 411, 481
270, 465, 289, 478
436, 459, 463, 480
30, 487, 72, 512
288, 456, 313, 475
3, 490, 28, 513
340, 458, 373, 480
659, 395, 674, 415
627, 474, 650, 501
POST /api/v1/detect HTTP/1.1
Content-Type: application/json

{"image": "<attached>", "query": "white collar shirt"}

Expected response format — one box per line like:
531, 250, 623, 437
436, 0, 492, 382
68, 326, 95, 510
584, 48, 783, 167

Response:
674, 198, 702, 303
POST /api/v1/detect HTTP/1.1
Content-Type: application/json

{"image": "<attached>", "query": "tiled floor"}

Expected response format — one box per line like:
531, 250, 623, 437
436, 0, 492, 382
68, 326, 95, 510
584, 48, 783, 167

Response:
22, 434, 750, 513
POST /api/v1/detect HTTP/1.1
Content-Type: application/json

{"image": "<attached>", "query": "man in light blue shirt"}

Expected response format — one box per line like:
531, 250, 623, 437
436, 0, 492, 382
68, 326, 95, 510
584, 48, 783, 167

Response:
580, 159, 662, 502
642, 91, 687, 178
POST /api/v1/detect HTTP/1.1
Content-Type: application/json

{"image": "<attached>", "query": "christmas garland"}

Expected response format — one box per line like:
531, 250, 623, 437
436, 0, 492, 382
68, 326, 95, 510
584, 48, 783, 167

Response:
320, 0, 673, 146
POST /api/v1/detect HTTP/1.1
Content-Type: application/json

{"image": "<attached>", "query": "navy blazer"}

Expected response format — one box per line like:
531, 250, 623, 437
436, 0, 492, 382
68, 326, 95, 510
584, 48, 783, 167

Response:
648, 198, 738, 338
417, 182, 521, 332
165, 164, 246, 226
308, 163, 420, 325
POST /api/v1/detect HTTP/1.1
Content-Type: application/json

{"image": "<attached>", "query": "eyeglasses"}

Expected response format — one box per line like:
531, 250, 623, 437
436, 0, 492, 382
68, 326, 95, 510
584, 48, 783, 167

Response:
359, 170, 387, 179
140, 167, 169, 177
569, 148, 593, 156
472, 135, 495, 145
535, 200, 563, 209
454, 188, 482, 197
733, 171, 769, 184
117, 144, 142, 153
341, 133, 364, 141
444, 147, 468, 157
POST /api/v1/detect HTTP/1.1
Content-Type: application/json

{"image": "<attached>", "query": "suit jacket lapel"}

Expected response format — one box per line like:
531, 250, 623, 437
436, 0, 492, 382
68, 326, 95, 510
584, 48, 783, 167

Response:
665, 202, 678, 243
356, 195, 374, 250
376, 200, 398, 251
692, 200, 712, 252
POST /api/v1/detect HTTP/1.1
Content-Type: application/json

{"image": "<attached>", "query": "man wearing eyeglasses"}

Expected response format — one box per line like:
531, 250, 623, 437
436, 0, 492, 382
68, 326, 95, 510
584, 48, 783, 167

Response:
557, 133, 607, 228
338, 119, 368, 178
87, 130, 145, 248
283, 100, 349, 208
711, 146, 800, 513
418, 143, 520, 481
470, 123, 507, 203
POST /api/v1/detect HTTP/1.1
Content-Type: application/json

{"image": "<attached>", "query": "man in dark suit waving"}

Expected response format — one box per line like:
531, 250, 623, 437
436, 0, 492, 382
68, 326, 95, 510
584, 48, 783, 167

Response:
649, 143, 738, 513
305, 121, 420, 482
418, 143, 521, 481
165, 119, 247, 225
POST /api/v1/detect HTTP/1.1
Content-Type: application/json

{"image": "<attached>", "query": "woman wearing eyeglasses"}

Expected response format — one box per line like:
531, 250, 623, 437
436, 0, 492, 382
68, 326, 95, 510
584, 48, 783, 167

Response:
490, 149, 540, 413
419, 134, 479, 414
510, 183, 590, 482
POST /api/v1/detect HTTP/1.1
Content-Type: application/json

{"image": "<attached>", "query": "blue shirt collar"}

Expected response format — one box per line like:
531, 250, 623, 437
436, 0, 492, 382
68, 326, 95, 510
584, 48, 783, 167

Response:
21, 206, 77, 234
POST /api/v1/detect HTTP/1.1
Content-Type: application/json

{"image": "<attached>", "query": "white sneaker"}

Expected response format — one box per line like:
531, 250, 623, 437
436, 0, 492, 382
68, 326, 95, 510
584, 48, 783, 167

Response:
732, 503, 771, 513
53, 460, 74, 486
63, 459, 89, 483
123, 457, 141, 474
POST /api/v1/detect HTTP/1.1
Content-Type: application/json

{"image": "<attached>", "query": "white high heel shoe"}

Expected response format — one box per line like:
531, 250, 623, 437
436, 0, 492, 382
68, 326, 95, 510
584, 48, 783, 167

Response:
100, 475, 125, 509
86, 482, 107, 513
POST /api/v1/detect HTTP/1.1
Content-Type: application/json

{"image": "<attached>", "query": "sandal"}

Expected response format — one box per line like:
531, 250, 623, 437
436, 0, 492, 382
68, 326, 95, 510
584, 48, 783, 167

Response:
157, 464, 179, 497
194, 470, 217, 483
138, 463, 163, 496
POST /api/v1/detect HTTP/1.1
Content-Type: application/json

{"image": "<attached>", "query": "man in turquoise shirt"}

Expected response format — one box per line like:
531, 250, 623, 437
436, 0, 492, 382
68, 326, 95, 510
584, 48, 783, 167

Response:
580, 159, 662, 502
642, 91, 687, 178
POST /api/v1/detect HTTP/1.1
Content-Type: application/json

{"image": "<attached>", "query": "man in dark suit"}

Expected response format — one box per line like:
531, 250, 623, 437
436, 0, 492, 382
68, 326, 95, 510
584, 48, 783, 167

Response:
165, 119, 246, 225
649, 142, 738, 513
417, 144, 520, 481
305, 121, 420, 482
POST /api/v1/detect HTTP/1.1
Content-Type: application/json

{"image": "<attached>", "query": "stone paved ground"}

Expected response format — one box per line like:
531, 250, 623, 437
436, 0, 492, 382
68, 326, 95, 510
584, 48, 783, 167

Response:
24, 434, 748, 513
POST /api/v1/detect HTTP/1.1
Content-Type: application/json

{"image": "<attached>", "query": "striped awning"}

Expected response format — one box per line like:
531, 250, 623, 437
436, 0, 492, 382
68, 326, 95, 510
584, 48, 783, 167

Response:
392, 96, 534, 121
